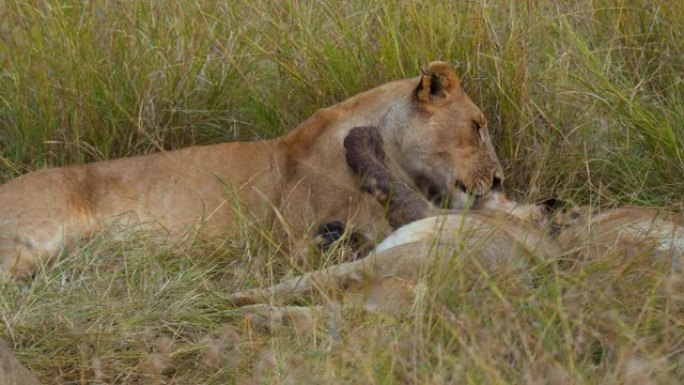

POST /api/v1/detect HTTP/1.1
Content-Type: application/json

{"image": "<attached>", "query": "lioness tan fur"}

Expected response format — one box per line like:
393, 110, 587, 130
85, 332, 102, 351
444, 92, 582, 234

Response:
0, 61, 504, 278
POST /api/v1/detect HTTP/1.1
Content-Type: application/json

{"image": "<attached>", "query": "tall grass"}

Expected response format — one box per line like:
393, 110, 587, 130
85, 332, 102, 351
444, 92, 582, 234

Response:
1, 0, 682, 204
1, 0, 683, 383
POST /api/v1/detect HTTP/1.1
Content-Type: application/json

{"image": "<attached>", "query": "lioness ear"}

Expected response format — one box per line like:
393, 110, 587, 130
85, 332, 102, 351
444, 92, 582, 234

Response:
416, 61, 460, 103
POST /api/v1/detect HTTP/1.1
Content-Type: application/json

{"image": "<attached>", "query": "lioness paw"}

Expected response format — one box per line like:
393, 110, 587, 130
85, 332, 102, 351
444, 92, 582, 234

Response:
312, 221, 374, 261
313, 221, 346, 250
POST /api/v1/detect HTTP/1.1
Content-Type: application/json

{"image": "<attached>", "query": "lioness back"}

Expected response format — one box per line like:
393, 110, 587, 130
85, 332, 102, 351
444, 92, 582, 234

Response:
1, 61, 501, 279
0, 140, 284, 276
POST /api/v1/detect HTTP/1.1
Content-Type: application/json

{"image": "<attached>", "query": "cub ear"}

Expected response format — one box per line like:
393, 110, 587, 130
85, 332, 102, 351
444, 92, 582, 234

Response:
415, 61, 460, 103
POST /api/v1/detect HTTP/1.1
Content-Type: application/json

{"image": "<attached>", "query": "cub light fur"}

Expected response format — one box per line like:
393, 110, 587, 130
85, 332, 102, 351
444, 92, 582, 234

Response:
227, 212, 558, 309
0, 61, 502, 278
553, 205, 684, 268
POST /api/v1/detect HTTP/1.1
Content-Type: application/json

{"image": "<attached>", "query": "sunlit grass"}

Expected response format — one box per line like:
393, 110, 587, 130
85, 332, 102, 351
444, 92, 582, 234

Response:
1, 0, 683, 383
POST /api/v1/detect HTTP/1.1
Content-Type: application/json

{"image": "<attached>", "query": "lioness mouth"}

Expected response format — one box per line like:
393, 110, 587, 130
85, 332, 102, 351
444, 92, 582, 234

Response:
425, 183, 451, 208
415, 174, 495, 210
414, 174, 462, 208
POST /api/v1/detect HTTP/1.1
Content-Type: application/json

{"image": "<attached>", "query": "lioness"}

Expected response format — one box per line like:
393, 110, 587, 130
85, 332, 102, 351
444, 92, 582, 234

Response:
0, 61, 503, 278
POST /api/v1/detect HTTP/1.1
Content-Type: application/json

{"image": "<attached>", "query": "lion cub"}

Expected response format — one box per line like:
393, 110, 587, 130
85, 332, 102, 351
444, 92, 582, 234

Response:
230, 127, 683, 314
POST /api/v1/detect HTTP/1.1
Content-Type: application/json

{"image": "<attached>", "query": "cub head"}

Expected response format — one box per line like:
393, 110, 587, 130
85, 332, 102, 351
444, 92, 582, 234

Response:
383, 61, 503, 208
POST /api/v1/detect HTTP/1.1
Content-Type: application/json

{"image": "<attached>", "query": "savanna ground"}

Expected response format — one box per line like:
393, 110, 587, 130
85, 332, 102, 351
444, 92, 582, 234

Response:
1, 0, 683, 383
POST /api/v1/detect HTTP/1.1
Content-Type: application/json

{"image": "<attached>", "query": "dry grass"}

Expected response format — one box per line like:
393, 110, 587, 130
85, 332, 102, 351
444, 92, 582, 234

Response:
3, 224, 683, 384
1, 0, 683, 383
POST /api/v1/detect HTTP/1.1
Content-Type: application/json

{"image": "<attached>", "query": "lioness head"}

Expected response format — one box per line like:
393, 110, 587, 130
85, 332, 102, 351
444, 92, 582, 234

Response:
381, 61, 503, 209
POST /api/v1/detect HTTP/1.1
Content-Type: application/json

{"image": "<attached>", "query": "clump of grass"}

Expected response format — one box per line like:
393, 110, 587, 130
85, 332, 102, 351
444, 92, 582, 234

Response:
2, 0, 682, 205
6, 222, 682, 383
2, 0, 684, 383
